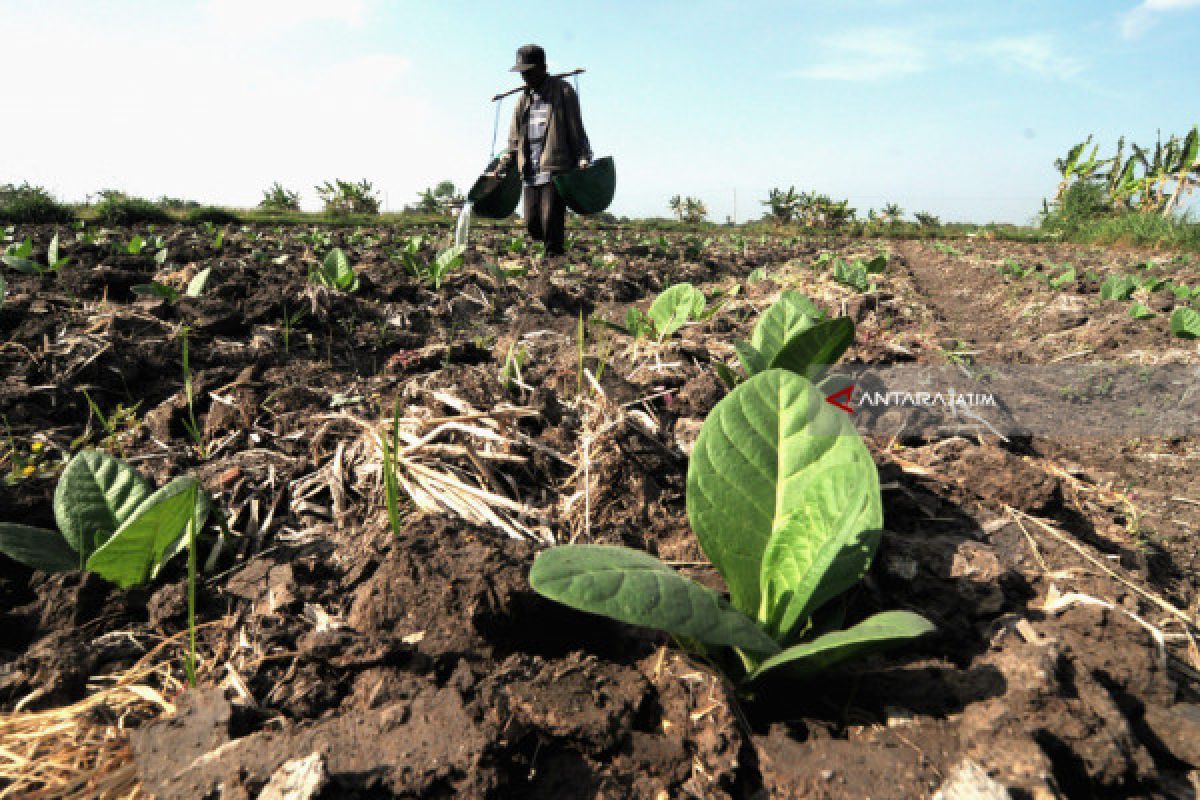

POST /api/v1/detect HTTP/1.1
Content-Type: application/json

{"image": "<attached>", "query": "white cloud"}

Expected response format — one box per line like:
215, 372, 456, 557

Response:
1121, 0, 1200, 38
978, 35, 1084, 80
794, 28, 929, 81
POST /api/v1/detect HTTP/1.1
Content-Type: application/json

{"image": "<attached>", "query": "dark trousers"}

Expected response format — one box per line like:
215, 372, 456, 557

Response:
523, 183, 566, 255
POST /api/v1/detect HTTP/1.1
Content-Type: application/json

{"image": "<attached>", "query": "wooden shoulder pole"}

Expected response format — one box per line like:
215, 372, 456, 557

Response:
491, 68, 585, 102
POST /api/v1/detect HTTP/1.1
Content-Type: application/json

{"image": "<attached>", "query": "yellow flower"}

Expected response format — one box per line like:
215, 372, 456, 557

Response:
31, 441, 44, 453
21, 465, 36, 477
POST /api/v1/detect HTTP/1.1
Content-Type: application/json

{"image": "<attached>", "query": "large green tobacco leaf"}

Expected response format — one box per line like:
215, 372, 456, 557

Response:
747, 610, 935, 681
749, 291, 822, 364
768, 317, 855, 381
529, 544, 781, 655
0, 524, 79, 572
687, 369, 876, 617
648, 283, 706, 340
86, 477, 199, 589
54, 450, 152, 563
1170, 307, 1200, 339
758, 463, 882, 641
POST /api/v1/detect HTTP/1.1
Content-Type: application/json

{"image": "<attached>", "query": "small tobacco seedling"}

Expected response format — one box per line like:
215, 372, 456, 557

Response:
427, 245, 465, 290
3, 234, 70, 275
132, 266, 213, 304
721, 291, 854, 389
0, 449, 213, 585
308, 248, 360, 293
530, 368, 934, 684
1170, 307, 1200, 339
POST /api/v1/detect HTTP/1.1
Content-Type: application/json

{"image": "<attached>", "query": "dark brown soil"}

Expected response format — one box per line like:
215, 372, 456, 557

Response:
2, 224, 1199, 798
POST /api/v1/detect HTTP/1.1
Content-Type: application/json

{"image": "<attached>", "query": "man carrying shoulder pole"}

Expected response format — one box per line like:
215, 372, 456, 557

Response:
495, 44, 592, 256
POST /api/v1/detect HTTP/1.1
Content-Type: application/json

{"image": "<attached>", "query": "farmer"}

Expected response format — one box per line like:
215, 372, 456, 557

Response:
496, 44, 592, 256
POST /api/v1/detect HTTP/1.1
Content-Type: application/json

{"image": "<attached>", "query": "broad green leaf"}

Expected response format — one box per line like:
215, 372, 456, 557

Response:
749, 291, 822, 363
435, 244, 466, 271
734, 341, 768, 377
714, 361, 741, 390
0, 524, 79, 572
687, 369, 878, 617
86, 477, 199, 588
1049, 266, 1076, 289
758, 464, 882, 641
1100, 275, 1136, 301
768, 317, 855, 380
1128, 303, 1155, 320
862, 254, 888, 274
185, 266, 213, 297
151, 488, 214, 580
648, 283, 706, 340
2, 255, 39, 274
1170, 307, 1200, 339
747, 610, 935, 681
530, 544, 780, 654
54, 450, 152, 562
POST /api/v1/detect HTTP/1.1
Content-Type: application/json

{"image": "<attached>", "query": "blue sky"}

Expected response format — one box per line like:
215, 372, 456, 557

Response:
3, 0, 1199, 223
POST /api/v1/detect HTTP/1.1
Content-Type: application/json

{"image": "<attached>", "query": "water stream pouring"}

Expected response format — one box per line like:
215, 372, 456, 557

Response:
454, 201, 473, 248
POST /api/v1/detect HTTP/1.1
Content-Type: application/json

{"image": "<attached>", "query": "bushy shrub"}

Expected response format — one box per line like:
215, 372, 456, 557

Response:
259, 182, 301, 212
95, 194, 173, 226
0, 183, 75, 224
185, 206, 241, 226
1041, 180, 1112, 235
156, 196, 201, 210
316, 179, 380, 215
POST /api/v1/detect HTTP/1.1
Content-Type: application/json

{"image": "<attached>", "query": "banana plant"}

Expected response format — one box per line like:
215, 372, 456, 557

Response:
1053, 135, 1107, 203
1164, 126, 1200, 215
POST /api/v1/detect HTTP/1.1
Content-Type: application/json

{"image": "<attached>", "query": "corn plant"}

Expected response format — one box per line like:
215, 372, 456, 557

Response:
179, 327, 205, 457
531, 367, 933, 684
380, 398, 403, 538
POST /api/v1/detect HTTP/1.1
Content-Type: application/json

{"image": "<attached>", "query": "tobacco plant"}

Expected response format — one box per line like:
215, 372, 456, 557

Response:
530, 368, 933, 683
719, 291, 854, 389
0, 450, 212, 585
308, 248, 359, 293
3, 234, 69, 275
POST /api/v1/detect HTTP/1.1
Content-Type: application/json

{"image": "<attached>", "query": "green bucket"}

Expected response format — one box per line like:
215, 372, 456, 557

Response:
553, 156, 616, 215
468, 156, 521, 219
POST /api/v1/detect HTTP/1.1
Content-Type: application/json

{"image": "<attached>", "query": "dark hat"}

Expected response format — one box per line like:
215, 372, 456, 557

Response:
510, 44, 546, 72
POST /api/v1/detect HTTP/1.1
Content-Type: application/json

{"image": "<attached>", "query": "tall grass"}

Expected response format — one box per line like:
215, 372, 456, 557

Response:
1067, 213, 1200, 250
